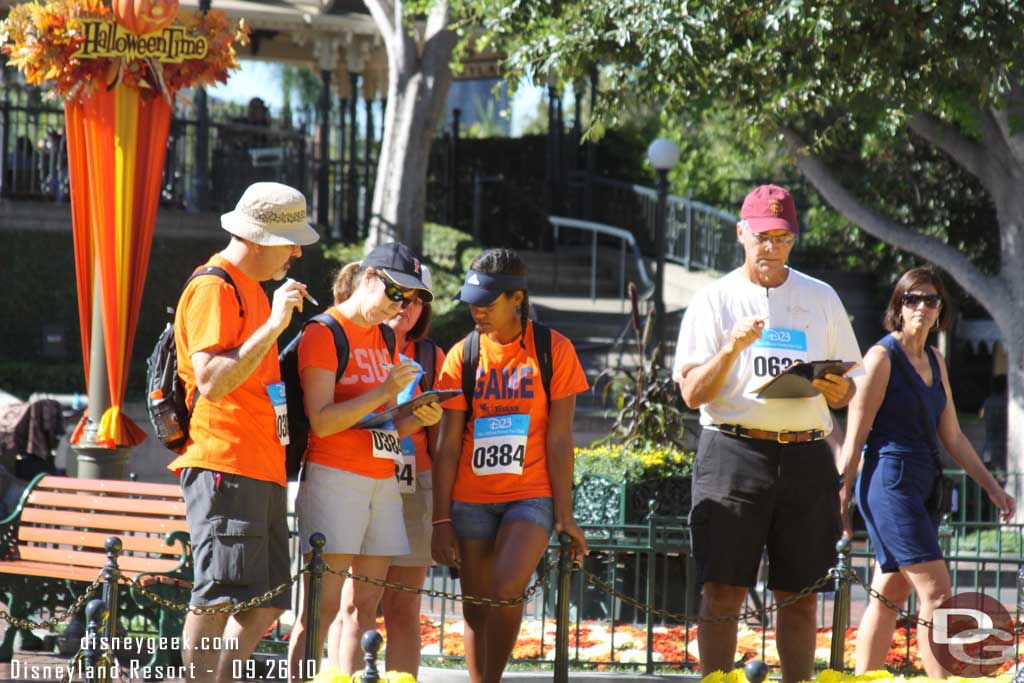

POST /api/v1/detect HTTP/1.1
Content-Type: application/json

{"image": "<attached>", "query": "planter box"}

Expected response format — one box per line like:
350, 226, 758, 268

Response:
573, 475, 692, 526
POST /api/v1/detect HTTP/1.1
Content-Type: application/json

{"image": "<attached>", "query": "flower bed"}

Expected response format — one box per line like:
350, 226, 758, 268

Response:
698, 670, 1016, 683
406, 617, 1023, 674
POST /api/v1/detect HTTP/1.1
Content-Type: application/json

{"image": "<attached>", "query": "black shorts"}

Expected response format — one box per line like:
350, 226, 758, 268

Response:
689, 429, 841, 593
181, 468, 291, 610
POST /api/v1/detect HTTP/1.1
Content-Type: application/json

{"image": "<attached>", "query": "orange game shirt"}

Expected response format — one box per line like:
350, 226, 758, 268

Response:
403, 340, 447, 474
168, 255, 285, 485
298, 308, 400, 479
437, 321, 589, 503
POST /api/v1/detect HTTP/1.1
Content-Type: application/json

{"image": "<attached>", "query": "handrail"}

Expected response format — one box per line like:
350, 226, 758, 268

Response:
579, 175, 743, 271
546, 215, 654, 303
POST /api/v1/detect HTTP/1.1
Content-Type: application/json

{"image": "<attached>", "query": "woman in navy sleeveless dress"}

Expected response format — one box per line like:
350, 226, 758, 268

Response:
838, 268, 1014, 679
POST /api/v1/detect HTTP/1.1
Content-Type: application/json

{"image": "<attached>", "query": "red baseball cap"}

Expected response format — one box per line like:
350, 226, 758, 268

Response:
740, 184, 798, 234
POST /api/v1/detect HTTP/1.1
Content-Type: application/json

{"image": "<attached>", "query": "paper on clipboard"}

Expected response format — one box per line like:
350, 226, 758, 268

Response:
360, 389, 463, 428
750, 360, 859, 399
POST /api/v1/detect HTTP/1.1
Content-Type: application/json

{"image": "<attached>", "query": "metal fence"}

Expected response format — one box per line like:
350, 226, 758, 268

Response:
415, 493, 1024, 674
569, 175, 743, 272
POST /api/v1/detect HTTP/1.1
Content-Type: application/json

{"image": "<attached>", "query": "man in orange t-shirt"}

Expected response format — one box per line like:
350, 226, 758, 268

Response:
170, 182, 318, 683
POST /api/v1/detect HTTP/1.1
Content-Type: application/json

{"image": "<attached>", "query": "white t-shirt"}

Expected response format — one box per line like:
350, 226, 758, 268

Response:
672, 267, 863, 432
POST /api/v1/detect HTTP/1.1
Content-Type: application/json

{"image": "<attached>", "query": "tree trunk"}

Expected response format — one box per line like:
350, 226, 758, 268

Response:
781, 122, 1024, 518
365, 1, 456, 255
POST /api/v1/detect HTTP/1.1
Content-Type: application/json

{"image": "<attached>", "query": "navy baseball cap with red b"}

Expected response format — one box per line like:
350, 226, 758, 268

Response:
362, 242, 434, 302
740, 184, 799, 234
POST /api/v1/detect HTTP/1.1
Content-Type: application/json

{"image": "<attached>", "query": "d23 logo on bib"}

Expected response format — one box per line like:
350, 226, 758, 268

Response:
927, 591, 1014, 677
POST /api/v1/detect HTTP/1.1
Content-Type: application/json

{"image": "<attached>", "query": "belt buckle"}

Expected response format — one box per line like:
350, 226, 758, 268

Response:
777, 430, 796, 444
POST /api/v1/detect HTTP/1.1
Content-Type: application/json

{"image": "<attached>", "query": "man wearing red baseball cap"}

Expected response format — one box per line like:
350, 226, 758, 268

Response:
672, 184, 863, 682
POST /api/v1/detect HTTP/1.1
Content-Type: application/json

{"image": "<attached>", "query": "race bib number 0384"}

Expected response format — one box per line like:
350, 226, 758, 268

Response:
471, 414, 529, 477
370, 428, 403, 464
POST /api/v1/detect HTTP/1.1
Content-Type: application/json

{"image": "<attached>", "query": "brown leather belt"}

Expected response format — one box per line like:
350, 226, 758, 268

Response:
715, 423, 826, 444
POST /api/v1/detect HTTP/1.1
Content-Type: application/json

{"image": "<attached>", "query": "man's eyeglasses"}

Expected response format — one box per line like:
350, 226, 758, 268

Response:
749, 231, 796, 247
902, 293, 942, 309
377, 274, 416, 309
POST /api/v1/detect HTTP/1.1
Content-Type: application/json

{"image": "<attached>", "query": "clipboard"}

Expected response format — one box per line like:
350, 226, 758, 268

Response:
360, 389, 463, 428
750, 360, 859, 399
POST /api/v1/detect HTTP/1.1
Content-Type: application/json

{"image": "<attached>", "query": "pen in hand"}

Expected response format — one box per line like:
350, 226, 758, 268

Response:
286, 278, 318, 306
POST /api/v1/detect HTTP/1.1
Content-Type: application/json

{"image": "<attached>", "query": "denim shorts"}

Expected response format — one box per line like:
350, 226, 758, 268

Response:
451, 497, 554, 539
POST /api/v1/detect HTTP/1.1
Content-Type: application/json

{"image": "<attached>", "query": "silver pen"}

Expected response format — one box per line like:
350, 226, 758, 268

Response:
287, 278, 319, 306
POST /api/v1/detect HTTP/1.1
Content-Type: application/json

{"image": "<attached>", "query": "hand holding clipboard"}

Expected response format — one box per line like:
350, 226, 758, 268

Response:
750, 360, 859, 399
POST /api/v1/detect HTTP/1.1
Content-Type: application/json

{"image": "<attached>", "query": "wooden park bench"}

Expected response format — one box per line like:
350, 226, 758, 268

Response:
0, 475, 192, 669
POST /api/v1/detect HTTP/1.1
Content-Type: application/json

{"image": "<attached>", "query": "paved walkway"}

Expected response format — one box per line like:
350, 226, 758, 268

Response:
0, 647, 701, 682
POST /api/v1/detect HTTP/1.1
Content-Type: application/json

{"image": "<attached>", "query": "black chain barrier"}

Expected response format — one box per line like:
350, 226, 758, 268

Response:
5, 532, 956, 683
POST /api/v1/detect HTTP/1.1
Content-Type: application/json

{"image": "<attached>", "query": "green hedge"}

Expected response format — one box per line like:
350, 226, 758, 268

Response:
0, 224, 480, 397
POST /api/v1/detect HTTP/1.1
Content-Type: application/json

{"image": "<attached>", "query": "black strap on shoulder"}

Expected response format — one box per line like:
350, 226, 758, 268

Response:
379, 324, 397, 358
308, 313, 350, 382
532, 322, 553, 403
182, 266, 244, 415
416, 339, 438, 393
887, 345, 943, 468
462, 330, 481, 419
461, 325, 554, 420
185, 266, 244, 317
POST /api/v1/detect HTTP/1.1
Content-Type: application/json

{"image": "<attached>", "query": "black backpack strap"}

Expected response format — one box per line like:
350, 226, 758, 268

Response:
532, 322, 553, 405
185, 266, 243, 317
462, 331, 480, 420
416, 339, 438, 393
379, 324, 397, 359
311, 314, 349, 382
181, 266, 244, 416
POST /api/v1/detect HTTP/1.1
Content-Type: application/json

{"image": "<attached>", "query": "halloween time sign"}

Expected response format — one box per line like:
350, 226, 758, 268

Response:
73, 21, 208, 62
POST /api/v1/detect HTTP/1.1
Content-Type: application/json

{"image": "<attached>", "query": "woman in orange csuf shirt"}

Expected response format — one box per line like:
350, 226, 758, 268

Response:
432, 248, 590, 683
286, 242, 441, 678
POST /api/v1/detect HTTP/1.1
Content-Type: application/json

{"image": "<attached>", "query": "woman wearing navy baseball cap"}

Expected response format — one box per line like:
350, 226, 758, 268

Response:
432, 248, 590, 683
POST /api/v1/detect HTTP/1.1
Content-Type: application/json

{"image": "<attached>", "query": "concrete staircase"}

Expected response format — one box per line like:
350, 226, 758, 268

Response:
524, 248, 718, 443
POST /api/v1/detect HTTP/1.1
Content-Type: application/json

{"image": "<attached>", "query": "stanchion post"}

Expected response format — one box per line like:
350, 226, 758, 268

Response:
100, 537, 122, 645
829, 535, 852, 671
304, 533, 327, 675
645, 499, 658, 675
553, 531, 573, 683
83, 598, 108, 683
360, 629, 383, 683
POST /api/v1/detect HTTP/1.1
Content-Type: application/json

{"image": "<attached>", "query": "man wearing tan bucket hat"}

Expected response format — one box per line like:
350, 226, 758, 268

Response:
168, 182, 319, 682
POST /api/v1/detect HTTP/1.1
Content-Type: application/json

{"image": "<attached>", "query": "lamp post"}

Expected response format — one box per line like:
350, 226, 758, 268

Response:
646, 137, 679, 364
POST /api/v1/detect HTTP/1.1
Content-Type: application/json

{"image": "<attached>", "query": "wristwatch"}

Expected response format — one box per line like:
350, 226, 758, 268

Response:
837, 473, 846, 487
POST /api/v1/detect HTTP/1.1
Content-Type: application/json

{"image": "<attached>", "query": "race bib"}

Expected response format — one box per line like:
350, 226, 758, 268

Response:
749, 327, 809, 389
395, 437, 416, 494
266, 382, 289, 446
471, 414, 529, 477
370, 427, 403, 464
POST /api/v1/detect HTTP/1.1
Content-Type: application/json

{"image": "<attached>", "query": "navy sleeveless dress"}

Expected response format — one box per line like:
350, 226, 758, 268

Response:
855, 334, 947, 572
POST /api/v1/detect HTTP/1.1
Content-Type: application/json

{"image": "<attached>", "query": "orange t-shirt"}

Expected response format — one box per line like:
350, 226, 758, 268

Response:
168, 255, 285, 485
437, 321, 589, 503
298, 308, 400, 479
402, 340, 447, 474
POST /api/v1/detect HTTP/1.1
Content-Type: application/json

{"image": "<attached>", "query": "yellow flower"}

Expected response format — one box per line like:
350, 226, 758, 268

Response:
308, 667, 348, 683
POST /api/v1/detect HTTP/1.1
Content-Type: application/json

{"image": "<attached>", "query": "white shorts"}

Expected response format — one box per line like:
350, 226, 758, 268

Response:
392, 471, 434, 568
296, 462, 410, 557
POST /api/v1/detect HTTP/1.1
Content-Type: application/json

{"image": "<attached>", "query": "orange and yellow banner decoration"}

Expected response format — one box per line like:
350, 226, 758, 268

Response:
2, 0, 248, 447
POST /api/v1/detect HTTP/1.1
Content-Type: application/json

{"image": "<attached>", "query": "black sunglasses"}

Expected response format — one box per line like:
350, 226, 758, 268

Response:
902, 293, 942, 309
377, 274, 415, 309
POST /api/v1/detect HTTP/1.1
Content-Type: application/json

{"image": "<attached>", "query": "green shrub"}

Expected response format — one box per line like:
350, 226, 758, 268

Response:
574, 443, 694, 484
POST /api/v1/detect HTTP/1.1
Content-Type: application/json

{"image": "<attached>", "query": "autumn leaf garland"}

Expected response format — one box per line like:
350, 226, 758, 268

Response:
0, 0, 248, 101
